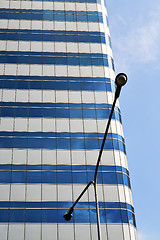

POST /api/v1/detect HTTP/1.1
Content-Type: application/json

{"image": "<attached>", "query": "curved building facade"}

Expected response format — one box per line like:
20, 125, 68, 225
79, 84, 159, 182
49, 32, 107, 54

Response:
0, 0, 137, 239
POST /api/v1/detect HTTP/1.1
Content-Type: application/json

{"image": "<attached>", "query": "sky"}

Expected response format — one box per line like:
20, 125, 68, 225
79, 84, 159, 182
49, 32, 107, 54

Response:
106, 0, 160, 239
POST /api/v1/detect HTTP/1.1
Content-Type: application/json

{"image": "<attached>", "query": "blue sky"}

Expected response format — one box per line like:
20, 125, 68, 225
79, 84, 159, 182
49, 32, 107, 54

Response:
107, 0, 160, 239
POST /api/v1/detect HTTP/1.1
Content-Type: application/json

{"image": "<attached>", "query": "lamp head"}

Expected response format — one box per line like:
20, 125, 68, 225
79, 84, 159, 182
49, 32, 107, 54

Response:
63, 212, 73, 221
115, 73, 127, 87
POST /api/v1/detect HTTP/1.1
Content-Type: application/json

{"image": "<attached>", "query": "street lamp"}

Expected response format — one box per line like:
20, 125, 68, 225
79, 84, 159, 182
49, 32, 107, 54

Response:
63, 73, 127, 240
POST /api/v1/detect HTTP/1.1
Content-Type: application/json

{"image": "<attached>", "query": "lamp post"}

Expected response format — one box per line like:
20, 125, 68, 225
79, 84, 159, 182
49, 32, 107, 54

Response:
63, 73, 128, 240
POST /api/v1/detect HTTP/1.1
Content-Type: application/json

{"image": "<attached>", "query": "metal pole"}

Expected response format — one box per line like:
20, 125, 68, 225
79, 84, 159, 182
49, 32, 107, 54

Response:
64, 95, 119, 239
63, 72, 127, 240
94, 96, 117, 184
93, 181, 101, 240
93, 93, 119, 240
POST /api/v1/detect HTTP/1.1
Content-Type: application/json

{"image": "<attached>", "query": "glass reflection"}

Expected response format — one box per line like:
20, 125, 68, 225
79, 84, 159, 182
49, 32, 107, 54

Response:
0, 170, 130, 187
0, 206, 136, 226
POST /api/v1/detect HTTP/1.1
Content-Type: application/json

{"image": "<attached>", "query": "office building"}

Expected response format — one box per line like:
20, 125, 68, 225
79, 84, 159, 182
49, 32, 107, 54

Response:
0, 0, 137, 239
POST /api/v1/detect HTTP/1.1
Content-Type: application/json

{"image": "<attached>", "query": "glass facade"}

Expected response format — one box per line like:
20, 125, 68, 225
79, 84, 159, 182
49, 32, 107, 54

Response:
0, 0, 137, 239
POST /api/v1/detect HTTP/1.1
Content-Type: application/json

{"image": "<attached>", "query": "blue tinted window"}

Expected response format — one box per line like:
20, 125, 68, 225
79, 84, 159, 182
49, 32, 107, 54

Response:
10, 209, 25, 222
106, 209, 122, 223
43, 209, 57, 223
88, 15, 99, 22
74, 209, 90, 223
26, 209, 41, 223
32, 13, 42, 20
76, 14, 87, 22
0, 30, 109, 45
0, 9, 103, 22
96, 109, 109, 119
56, 108, 69, 118
66, 34, 77, 42
0, 164, 129, 173
0, 170, 130, 186
1, 53, 112, 66
121, 210, 128, 223
54, 14, 65, 21
57, 138, 71, 149
67, 57, 79, 65
42, 172, 56, 183
0, 106, 121, 122
89, 209, 97, 222
27, 138, 42, 149
70, 109, 82, 118
57, 171, 72, 183
66, 14, 76, 21
98, 16, 103, 22
103, 139, 114, 150
70, 138, 85, 149
27, 171, 41, 183
78, 35, 89, 42
85, 138, 99, 149
43, 14, 54, 21
0, 136, 126, 152
12, 171, 26, 183
116, 173, 124, 185
113, 139, 119, 150
79, 57, 91, 65
43, 34, 53, 41
102, 172, 117, 184
83, 109, 96, 118
42, 138, 56, 149
0, 12, 8, 19
72, 172, 87, 183
0, 208, 135, 225
0, 171, 11, 183
91, 58, 104, 66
